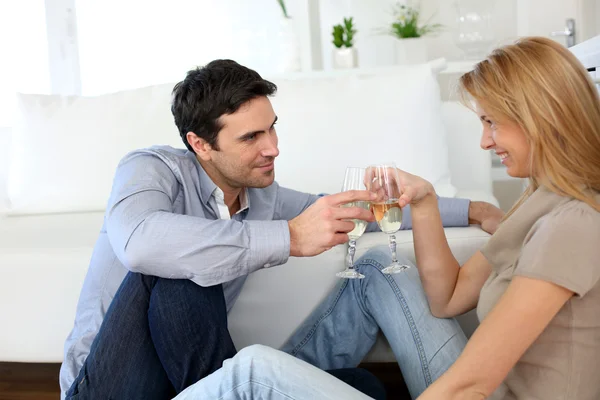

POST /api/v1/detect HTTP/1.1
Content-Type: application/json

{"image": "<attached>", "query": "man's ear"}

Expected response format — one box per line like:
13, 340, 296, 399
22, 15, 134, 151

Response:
187, 132, 213, 161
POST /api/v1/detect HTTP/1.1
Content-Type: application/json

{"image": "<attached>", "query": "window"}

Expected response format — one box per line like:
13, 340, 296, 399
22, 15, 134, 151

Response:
0, 0, 50, 127
75, 0, 308, 95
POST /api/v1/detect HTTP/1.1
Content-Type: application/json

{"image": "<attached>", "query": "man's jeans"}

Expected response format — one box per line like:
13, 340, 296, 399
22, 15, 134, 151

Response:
65, 266, 385, 399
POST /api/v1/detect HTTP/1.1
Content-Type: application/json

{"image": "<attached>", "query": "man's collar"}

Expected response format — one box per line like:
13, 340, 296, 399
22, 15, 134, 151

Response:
191, 152, 250, 213
212, 186, 250, 215
194, 154, 218, 207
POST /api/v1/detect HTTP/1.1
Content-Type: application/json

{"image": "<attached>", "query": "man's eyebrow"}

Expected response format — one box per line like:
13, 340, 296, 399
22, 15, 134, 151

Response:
238, 116, 278, 140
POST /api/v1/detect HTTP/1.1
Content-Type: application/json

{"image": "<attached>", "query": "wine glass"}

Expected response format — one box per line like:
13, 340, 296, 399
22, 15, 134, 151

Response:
336, 167, 371, 279
366, 163, 411, 274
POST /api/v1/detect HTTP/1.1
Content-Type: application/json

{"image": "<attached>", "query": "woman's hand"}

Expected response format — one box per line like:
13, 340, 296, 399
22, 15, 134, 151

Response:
394, 169, 436, 207
365, 167, 435, 207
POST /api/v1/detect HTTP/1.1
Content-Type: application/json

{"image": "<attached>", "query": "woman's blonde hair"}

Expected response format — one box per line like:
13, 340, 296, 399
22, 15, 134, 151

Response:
459, 37, 600, 218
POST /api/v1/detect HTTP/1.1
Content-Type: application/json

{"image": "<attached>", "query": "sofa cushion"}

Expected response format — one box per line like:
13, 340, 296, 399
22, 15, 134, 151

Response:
0, 208, 489, 362
7, 62, 455, 215
269, 64, 454, 198
228, 226, 490, 359
7, 86, 181, 215
0, 212, 104, 362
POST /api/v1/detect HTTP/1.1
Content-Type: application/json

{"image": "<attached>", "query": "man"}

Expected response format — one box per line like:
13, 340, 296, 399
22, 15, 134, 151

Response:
61, 59, 503, 399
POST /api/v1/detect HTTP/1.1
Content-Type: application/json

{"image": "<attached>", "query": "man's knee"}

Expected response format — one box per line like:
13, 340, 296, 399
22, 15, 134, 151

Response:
149, 278, 228, 330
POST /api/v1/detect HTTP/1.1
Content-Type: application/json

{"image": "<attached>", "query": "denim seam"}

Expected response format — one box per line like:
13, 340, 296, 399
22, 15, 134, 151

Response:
427, 332, 457, 364
359, 257, 433, 387
217, 379, 295, 399
288, 280, 350, 356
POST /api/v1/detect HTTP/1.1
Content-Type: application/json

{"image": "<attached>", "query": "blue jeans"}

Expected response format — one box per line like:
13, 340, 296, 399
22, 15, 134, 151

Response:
64, 272, 385, 399
173, 247, 466, 399
281, 247, 467, 399
65, 273, 236, 399
172, 345, 376, 399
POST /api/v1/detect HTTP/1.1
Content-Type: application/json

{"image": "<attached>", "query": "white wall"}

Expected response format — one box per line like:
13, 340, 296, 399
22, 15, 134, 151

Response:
421, 0, 518, 60
75, 0, 313, 95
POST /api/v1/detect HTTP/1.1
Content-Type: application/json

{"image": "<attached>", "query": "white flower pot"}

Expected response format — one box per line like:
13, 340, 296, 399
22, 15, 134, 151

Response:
276, 18, 302, 73
332, 47, 358, 69
394, 37, 428, 65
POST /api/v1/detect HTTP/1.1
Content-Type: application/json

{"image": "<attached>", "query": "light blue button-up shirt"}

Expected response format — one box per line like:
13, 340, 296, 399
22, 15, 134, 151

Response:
59, 145, 470, 394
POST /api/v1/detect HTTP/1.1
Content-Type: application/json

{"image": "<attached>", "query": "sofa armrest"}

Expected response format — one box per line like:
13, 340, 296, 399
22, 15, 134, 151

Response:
442, 102, 493, 194
0, 127, 11, 214
455, 189, 499, 208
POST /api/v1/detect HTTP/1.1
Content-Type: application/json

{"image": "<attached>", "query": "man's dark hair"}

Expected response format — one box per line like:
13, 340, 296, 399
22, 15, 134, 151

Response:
171, 59, 277, 152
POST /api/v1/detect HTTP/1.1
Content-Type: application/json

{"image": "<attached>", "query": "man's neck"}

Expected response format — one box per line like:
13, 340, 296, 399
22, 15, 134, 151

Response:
198, 157, 243, 215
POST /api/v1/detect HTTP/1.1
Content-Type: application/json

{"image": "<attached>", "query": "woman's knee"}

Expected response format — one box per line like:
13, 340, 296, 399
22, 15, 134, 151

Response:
235, 344, 286, 366
355, 246, 415, 272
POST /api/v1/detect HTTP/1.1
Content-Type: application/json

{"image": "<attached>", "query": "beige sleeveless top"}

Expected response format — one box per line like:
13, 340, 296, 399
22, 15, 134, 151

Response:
477, 186, 600, 400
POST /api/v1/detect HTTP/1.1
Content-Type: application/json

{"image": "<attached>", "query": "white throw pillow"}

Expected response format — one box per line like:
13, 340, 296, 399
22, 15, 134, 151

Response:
7, 62, 455, 215
8, 85, 182, 215
267, 64, 455, 197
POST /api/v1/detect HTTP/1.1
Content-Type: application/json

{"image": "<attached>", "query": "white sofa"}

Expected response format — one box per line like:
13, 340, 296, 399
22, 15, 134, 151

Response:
0, 60, 495, 364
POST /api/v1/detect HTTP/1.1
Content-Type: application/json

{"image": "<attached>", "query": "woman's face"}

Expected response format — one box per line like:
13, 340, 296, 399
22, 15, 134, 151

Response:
477, 105, 532, 178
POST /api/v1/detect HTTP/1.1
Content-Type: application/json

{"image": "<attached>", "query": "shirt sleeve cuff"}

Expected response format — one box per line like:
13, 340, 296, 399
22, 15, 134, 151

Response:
438, 196, 470, 227
247, 220, 291, 271
401, 196, 471, 230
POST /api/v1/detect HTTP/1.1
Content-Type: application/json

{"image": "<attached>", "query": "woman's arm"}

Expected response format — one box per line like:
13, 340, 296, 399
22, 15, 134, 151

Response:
410, 192, 493, 317
417, 276, 573, 400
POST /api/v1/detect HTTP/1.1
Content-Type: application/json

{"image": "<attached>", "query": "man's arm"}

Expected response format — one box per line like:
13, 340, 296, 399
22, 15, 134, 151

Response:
366, 197, 504, 234
106, 153, 290, 287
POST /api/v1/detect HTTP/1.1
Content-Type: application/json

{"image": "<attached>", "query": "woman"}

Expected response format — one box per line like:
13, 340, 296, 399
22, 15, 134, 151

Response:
175, 36, 600, 399
412, 36, 600, 399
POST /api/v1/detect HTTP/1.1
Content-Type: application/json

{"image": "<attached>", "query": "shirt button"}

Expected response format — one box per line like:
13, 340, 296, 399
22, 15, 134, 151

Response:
264, 263, 271, 268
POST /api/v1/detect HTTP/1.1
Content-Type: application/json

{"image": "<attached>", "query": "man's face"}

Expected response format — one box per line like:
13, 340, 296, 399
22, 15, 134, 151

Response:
208, 96, 279, 190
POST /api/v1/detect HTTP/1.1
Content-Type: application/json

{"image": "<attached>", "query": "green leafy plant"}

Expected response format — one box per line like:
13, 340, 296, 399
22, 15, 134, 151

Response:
332, 17, 357, 48
277, 0, 289, 18
387, 3, 442, 39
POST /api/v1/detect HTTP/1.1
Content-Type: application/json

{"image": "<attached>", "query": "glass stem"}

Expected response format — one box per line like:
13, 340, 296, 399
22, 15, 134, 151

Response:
347, 240, 357, 270
388, 234, 398, 264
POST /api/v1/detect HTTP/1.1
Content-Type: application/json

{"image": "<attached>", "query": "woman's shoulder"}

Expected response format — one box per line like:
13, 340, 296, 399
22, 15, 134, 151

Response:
531, 193, 600, 242
546, 193, 599, 221
516, 193, 600, 297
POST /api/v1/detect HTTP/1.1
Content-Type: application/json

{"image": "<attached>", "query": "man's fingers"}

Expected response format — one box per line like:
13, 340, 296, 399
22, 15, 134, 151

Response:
332, 233, 350, 247
332, 220, 357, 233
331, 206, 375, 222
327, 190, 375, 206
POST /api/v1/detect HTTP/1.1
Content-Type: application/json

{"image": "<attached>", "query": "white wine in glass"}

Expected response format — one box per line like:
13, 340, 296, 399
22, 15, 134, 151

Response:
336, 167, 370, 279
367, 163, 411, 274
372, 199, 403, 233
343, 201, 371, 240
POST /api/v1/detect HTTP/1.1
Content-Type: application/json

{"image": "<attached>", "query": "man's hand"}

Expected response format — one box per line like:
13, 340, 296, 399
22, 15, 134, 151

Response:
288, 190, 376, 257
469, 201, 505, 235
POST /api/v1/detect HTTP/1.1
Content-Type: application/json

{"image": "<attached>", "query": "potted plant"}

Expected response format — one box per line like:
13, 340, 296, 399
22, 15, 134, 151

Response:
332, 17, 358, 69
275, 0, 301, 72
387, 3, 442, 64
